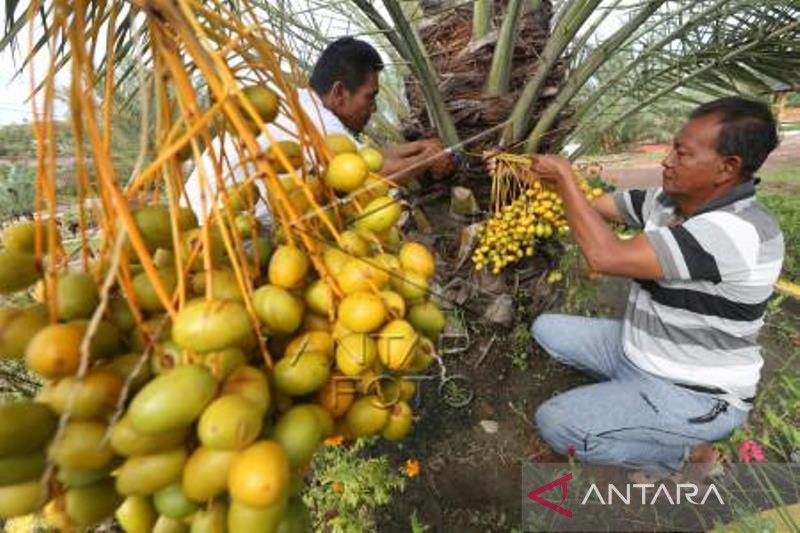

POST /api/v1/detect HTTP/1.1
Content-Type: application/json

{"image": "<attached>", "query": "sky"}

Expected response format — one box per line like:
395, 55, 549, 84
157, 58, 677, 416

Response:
0, 53, 70, 124
0, 3, 70, 124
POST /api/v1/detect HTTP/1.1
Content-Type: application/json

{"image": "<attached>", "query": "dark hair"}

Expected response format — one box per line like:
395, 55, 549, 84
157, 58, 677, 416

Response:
309, 37, 384, 95
689, 97, 779, 178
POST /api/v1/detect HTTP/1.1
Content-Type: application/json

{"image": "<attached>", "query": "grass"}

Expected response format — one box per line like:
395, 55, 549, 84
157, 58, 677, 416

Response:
506, 322, 533, 370
759, 164, 800, 186
758, 165, 800, 282
0, 165, 36, 219
759, 192, 800, 283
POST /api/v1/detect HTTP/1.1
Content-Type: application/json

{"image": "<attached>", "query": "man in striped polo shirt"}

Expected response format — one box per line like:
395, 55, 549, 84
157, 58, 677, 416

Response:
529, 97, 783, 474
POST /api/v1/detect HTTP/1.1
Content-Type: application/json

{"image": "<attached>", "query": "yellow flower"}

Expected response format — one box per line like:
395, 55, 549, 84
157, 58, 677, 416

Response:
324, 435, 345, 446
405, 458, 420, 478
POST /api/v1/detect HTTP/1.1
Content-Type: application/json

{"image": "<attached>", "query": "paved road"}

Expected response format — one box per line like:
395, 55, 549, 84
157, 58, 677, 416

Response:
598, 132, 800, 190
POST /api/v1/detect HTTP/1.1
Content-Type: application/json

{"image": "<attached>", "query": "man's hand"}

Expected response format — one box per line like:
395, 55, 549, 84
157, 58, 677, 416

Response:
422, 140, 457, 180
533, 154, 622, 223
531, 154, 574, 185
381, 140, 429, 160
380, 139, 446, 184
529, 154, 663, 280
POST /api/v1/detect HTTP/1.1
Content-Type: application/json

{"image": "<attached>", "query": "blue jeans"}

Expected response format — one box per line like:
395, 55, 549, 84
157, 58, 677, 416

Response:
532, 314, 749, 473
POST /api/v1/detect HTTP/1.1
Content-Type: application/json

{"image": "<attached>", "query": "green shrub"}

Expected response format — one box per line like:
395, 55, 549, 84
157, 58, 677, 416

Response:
0, 165, 36, 219
760, 191, 800, 282
303, 438, 406, 533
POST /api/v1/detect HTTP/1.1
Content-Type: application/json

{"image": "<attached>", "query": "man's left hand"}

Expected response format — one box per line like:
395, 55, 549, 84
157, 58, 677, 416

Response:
424, 140, 457, 180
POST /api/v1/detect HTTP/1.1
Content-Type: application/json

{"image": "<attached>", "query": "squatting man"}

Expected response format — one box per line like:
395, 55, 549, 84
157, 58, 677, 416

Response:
531, 97, 783, 477
184, 37, 451, 225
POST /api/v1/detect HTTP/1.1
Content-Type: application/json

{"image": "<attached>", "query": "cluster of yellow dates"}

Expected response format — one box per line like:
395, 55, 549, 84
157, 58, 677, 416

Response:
472, 166, 604, 274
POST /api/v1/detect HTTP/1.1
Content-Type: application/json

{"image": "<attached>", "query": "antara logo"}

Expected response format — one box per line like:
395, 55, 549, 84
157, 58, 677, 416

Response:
580, 482, 725, 506
527, 472, 725, 517
527, 473, 573, 518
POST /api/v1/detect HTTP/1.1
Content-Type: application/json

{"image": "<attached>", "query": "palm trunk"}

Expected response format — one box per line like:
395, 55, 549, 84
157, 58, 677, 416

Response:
383, 0, 460, 147
504, 0, 601, 144
485, 0, 524, 96
398, 1, 557, 151
472, 0, 493, 40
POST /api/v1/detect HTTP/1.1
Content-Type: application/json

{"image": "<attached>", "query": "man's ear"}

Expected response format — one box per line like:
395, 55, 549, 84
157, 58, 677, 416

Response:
718, 154, 744, 184
328, 80, 347, 108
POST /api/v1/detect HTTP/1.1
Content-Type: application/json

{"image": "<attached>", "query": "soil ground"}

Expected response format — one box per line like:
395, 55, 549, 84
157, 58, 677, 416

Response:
376, 135, 800, 532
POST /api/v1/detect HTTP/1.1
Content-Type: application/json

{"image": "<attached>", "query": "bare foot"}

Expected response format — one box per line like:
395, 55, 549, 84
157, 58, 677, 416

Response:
689, 442, 720, 463
683, 443, 722, 483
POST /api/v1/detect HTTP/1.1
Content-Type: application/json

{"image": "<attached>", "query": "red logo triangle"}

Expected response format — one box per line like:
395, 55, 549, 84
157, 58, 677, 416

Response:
527, 472, 573, 518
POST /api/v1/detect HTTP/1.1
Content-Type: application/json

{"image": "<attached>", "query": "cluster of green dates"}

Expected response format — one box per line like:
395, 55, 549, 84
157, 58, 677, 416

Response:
0, 214, 306, 531
0, 363, 316, 531
0, 296, 322, 531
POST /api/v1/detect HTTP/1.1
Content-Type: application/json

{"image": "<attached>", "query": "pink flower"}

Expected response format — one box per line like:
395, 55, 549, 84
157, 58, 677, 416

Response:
738, 439, 766, 463
566, 444, 576, 457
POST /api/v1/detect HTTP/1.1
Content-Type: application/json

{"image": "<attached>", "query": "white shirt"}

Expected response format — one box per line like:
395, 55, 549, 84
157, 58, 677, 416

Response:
182, 88, 356, 226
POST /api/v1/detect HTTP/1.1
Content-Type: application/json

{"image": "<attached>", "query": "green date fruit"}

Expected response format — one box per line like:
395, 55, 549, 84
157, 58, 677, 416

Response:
110, 415, 189, 457
0, 305, 48, 360
271, 405, 324, 468
221, 366, 271, 413
190, 500, 227, 533
133, 268, 178, 313
128, 365, 216, 434
182, 446, 237, 502
116, 495, 157, 533
0, 479, 45, 518
65, 478, 123, 529
49, 420, 115, 470
37, 368, 122, 419
0, 401, 57, 457
227, 498, 287, 533
0, 251, 39, 294
273, 351, 329, 396
154, 482, 198, 520
115, 448, 188, 496
56, 272, 99, 321
172, 299, 253, 352
198, 395, 263, 450
0, 450, 46, 485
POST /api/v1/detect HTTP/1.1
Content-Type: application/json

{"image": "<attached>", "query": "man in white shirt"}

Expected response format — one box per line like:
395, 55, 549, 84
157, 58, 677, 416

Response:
183, 37, 447, 225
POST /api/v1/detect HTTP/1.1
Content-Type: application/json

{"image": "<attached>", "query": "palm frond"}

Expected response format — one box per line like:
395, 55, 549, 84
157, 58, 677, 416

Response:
572, 4, 800, 156
5, 0, 799, 158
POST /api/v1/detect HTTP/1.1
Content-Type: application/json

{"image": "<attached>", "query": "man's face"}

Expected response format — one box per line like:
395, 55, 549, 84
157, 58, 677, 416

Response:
330, 71, 379, 133
661, 114, 727, 197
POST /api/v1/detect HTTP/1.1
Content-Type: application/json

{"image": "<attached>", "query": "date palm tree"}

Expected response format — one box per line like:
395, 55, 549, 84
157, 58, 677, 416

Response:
254, 0, 800, 155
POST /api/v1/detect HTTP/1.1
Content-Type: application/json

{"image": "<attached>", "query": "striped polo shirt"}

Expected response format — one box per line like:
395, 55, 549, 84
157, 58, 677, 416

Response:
613, 181, 784, 410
